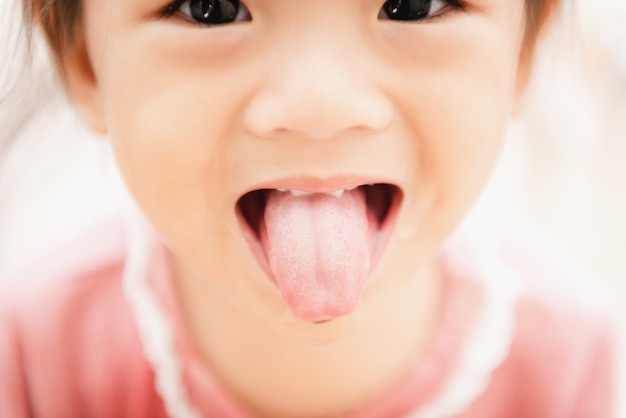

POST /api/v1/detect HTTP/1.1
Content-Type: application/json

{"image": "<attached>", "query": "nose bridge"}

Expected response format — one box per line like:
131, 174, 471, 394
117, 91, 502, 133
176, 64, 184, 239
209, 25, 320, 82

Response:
287, 33, 355, 94
242, 30, 393, 140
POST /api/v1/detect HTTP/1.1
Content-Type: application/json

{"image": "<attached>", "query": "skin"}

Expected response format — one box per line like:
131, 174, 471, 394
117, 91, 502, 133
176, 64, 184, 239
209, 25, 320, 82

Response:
63, 0, 533, 416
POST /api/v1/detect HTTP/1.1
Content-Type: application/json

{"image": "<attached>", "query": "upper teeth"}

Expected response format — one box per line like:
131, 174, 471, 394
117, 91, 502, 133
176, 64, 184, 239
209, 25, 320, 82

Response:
281, 188, 348, 198
328, 190, 344, 197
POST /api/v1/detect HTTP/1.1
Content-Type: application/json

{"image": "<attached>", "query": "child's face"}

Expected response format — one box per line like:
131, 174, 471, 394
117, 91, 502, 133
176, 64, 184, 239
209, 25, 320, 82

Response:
73, 0, 527, 323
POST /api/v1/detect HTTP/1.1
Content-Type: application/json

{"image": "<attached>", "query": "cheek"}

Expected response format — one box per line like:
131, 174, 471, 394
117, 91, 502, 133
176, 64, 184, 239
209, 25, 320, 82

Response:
419, 89, 509, 242
99, 46, 245, 244
417, 75, 511, 203
387, 24, 520, 242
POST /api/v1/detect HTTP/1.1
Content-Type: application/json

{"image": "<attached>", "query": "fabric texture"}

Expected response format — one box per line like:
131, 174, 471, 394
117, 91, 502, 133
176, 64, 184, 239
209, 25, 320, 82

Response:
0, 214, 616, 417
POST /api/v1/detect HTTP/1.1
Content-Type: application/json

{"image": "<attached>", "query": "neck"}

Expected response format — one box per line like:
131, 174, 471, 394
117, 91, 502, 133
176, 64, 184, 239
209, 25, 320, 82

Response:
175, 259, 441, 418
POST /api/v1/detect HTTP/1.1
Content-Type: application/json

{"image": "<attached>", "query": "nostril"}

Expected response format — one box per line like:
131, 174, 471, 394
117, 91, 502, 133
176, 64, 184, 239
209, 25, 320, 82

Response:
243, 101, 393, 140
241, 72, 393, 139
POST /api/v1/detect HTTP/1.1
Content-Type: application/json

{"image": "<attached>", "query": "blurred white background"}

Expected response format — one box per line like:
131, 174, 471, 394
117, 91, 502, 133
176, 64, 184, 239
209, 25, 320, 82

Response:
0, 0, 625, 413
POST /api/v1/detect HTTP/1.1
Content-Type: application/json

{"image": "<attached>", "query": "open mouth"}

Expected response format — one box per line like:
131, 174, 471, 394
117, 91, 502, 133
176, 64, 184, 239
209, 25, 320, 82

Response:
236, 183, 403, 323
238, 184, 400, 240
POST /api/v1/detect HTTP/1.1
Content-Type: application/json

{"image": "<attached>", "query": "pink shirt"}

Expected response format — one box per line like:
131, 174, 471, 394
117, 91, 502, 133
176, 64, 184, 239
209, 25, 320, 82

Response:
0, 216, 615, 417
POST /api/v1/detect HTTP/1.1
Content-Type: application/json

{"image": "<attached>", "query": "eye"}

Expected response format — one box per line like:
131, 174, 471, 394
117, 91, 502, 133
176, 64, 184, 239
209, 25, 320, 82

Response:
165, 0, 251, 25
379, 0, 460, 21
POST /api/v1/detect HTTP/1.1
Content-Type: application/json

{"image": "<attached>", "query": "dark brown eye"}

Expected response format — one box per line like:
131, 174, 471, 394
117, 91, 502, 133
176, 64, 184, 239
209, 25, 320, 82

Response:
380, 0, 447, 21
168, 0, 251, 25
190, 0, 237, 24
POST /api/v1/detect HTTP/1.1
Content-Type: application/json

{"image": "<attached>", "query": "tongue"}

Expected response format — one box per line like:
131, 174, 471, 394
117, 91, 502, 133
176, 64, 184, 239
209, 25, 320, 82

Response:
260, 189, 372, 323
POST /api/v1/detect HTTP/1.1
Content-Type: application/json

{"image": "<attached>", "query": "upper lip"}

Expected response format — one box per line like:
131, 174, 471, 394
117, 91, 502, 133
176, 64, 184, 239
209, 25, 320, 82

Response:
237, 174, 404, 196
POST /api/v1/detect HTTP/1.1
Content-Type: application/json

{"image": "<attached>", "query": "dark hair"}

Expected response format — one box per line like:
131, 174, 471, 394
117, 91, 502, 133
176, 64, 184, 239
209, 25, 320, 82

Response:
23, 0, 82, 64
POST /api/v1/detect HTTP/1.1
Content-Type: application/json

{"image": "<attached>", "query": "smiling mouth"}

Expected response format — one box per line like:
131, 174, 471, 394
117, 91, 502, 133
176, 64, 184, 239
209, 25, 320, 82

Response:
236, 183, 402, 323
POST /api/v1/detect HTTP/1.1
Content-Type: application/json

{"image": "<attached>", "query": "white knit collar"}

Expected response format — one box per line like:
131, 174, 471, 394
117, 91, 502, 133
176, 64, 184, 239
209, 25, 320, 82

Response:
408, 229, 523, 417
123, 218, 521, 418
123, 218, 202, 418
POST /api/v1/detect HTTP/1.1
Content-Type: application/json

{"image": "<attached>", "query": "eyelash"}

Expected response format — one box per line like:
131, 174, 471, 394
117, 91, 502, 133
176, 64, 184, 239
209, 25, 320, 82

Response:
380, 0, 466, 23
160, 0, 466, 26
161, 0, 251, 25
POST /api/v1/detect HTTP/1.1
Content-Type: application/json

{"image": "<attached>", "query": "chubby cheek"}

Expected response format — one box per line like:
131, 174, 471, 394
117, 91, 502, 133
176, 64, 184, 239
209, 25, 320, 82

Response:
418, 73, 511, 220
386, 25, 519, 259
101, 53, 247, 272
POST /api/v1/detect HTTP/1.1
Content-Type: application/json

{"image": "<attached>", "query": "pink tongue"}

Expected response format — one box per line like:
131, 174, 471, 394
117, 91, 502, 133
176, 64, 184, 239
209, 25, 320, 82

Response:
260, 189, 372, 323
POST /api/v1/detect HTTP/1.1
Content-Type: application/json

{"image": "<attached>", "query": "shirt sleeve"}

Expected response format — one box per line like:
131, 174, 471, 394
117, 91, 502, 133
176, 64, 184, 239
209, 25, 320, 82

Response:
0, 297, 32, 418
572, 321, 617, 418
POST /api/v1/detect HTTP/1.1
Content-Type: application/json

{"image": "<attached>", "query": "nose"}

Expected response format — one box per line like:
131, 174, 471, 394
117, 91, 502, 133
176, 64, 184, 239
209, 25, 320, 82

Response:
242, 41, 393, 140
